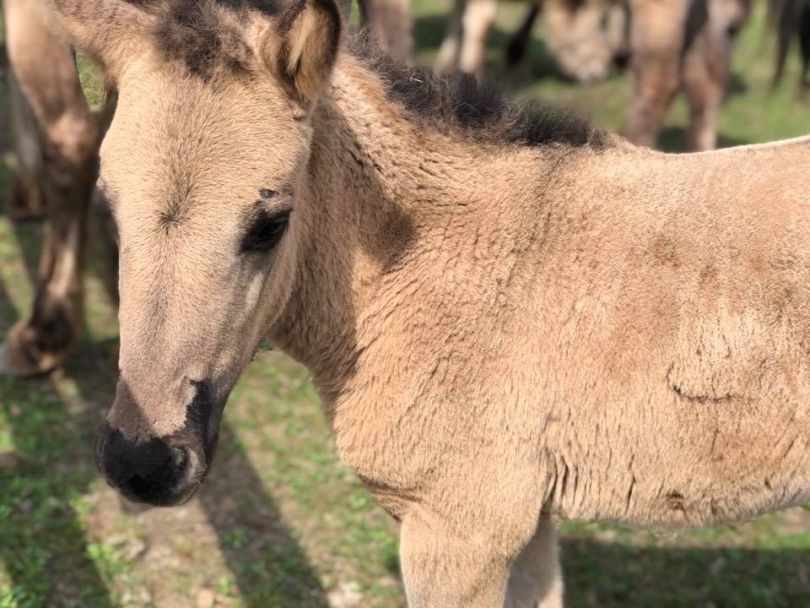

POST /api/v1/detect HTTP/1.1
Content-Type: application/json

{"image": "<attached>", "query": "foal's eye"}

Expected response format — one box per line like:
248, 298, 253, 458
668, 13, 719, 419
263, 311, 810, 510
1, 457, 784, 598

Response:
242, 209, 291, 252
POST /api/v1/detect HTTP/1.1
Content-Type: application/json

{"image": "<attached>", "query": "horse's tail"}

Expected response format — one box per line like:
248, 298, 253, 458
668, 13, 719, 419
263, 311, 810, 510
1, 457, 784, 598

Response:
768, 0, 810, 88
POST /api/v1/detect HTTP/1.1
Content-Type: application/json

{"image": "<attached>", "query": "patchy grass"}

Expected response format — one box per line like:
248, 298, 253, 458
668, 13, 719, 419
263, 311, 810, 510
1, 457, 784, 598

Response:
2, 1, 810, 607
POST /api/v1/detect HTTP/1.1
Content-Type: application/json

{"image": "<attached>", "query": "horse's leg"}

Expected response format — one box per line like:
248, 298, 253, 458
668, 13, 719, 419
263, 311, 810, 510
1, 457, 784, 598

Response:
683, 0, 747, 150
505, 3, 541, 68
5, 39, 46, 222
458, 0, 498, 77
504, 518, 563, 608
400, 515, 515, 608
682, 31, 724, 151
358, 0, 413, 64
436, 0, 468, 75
0, 0, 100, 376
625, 0, 689, 148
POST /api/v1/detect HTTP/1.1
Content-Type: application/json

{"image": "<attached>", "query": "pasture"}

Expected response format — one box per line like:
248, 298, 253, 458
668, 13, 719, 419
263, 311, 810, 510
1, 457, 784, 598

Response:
2, 1, 810, 606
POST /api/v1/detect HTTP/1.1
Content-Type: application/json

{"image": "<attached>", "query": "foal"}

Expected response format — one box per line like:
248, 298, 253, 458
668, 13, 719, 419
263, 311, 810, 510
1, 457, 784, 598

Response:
52, 0, 810, 606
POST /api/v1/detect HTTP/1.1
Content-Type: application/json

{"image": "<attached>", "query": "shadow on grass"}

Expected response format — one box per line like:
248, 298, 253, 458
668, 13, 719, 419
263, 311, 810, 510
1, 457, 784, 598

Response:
0, 285, 115, 607
199, 423, 329, 607
561, 537, 810, 607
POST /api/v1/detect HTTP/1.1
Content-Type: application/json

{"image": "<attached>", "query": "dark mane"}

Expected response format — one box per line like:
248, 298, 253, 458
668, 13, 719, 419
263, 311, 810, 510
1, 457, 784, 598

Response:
347, 32, 609, 150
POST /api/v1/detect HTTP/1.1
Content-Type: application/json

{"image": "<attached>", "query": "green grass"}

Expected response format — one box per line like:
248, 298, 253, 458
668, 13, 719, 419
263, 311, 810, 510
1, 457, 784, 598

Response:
2, 1, 810, 607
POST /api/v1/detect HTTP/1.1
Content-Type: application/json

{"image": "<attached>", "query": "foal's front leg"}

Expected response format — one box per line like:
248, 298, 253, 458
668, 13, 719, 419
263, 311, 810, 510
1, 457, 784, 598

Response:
400, 515, 514, 607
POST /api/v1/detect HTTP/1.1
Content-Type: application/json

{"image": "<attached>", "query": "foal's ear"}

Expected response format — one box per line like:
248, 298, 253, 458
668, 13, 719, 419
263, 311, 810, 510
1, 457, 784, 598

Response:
263, 0, 342, 111
50, 0, 151, 79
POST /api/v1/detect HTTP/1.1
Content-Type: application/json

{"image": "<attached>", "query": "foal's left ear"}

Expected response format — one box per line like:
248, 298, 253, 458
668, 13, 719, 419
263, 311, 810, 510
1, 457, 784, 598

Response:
263, 0, 342, 111
50, 0, 152, 80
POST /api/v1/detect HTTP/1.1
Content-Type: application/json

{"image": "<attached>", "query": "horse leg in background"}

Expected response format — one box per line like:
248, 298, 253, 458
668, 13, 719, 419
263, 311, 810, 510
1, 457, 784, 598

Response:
544, 0, 616, 83
458, 0, 498, 76
436, 0, 468, 75
435, 0, 497, 78
504, 518, 563, 608
800, 0, 810, 90
358, 0, 413, 64
505, 3, 541, 69
682, 0, 749, 151
608, 0, 633, 70
5, 35, 46, 221
0, 0, 100, 376
625, 0, 691, 148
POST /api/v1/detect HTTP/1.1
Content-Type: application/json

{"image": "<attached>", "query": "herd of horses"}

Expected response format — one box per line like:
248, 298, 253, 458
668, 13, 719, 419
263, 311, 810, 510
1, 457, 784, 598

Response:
2, 0, 810, 606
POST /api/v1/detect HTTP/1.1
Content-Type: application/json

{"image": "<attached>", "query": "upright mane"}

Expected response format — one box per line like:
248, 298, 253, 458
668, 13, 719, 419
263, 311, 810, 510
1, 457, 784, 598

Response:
348, 32, 609, 149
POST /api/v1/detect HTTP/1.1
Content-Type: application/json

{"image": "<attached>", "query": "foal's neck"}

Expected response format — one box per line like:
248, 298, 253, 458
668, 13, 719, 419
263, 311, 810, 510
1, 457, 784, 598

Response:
269, 53, 561, 406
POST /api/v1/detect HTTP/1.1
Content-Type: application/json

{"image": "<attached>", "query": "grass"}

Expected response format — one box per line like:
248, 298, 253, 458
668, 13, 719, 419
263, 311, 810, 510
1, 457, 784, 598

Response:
2, 1, 810, 606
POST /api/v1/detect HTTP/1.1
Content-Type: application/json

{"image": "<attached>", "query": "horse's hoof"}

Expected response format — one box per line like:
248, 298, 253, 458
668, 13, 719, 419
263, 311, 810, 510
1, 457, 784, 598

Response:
0, 324, 66, 377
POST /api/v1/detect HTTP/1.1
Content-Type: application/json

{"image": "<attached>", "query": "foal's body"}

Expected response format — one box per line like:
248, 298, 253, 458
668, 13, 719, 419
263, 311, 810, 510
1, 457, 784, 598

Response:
278, 61, 810, 600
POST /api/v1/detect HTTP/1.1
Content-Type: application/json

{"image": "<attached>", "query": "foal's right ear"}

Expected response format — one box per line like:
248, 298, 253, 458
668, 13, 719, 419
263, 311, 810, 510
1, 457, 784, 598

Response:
50, 0, 152, 79
262, 0, 342, 112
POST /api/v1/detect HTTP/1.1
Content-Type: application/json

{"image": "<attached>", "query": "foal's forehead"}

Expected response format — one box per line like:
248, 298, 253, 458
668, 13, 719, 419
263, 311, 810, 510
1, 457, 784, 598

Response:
102, 77, 305, 224
109, 63, 303, 166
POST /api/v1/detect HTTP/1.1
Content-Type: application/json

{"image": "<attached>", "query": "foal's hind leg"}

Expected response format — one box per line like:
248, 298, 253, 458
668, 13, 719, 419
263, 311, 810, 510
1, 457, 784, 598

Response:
504, 518, 563, 608
0, 0, 100, 376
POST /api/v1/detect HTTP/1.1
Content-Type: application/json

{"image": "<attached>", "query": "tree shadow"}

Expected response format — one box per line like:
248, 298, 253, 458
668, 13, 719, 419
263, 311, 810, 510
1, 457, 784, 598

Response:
0, 284, 115, 607
199, 422, 329, 607
561, 537, 810, 607
381, 534, 810, 606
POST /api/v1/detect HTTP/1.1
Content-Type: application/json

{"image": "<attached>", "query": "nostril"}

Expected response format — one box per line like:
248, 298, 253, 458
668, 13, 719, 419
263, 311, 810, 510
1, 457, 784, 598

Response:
172, 446, 189, 471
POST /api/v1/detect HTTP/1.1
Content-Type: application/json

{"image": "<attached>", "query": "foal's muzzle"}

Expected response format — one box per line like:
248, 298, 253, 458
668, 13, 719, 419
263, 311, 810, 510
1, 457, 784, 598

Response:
97, 426, 205, 507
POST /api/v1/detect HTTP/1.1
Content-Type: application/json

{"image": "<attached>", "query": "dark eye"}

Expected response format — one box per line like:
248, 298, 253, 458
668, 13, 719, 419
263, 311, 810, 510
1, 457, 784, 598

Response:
242, 209, 291, 252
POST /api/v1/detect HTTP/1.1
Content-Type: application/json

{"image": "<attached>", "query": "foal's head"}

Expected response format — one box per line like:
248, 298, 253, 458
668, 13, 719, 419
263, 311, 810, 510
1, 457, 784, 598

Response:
54, 0, 341, 505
